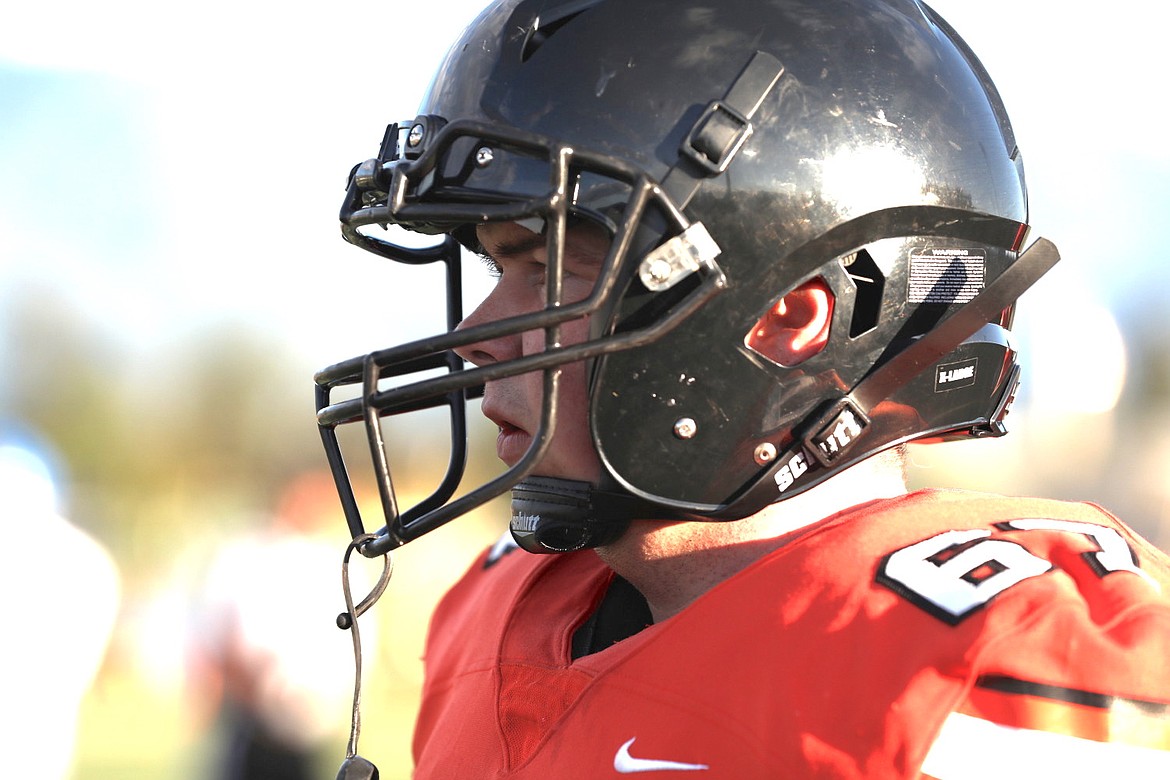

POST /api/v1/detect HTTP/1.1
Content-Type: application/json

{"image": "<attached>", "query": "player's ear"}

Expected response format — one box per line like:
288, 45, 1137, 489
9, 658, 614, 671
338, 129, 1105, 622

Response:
745, 277, 834, 367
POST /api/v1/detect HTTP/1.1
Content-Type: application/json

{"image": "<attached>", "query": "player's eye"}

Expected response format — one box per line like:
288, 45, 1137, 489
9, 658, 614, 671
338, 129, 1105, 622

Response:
475, 252, 502, 279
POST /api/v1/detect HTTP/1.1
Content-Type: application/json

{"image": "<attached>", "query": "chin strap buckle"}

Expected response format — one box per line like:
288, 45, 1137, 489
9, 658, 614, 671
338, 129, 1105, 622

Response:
802, 397, 870, 469
661, 50, 785, 211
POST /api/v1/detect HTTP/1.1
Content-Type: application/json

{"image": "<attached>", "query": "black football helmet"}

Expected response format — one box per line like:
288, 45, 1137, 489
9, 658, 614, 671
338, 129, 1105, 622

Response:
316, 0, 1059, 556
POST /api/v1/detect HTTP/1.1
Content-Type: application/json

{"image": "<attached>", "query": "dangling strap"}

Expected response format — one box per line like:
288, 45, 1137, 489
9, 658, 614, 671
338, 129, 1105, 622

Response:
334, 534, 393, 778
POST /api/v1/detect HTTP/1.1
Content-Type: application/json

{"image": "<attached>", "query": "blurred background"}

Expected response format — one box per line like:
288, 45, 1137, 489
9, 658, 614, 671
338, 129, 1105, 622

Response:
1, 1, 1167, 778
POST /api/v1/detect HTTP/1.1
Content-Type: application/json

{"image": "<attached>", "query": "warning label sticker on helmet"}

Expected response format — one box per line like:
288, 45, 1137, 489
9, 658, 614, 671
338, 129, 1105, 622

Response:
908, 249, 985, 304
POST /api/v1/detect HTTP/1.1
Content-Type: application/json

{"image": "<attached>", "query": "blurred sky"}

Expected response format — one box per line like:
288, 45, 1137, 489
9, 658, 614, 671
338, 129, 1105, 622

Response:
2, 0, 1168, 396
0, 0, 494, 382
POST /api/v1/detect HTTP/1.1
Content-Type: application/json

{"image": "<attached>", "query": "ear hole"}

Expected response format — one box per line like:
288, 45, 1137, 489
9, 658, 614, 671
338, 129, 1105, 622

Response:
844, 249, 885, 338
745, 277, 835, 368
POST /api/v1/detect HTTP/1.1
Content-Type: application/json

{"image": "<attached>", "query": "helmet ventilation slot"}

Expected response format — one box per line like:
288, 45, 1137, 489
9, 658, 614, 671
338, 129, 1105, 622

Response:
845, 248, 885, 338
521, 0, 603, 62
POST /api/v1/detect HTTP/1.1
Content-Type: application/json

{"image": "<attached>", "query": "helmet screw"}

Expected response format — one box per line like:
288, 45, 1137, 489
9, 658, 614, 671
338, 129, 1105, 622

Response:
475, 146, 495, 167
673, 417, 698, 440
407, 124, 425, 148
646, 258, 673, 284
753, 442, 777, 465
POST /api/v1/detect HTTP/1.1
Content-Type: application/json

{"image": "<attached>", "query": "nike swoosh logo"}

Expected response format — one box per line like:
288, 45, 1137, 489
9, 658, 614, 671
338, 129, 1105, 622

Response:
614, 738, 709, 773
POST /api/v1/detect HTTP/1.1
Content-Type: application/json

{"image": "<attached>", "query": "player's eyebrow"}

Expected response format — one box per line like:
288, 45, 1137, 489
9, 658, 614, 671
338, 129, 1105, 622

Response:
484, 230, 546, 261
478, 220, 611, 272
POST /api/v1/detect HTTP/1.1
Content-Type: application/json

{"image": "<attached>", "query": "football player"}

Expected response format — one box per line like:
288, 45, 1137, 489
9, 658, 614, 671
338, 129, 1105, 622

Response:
316, 0, 1170, 776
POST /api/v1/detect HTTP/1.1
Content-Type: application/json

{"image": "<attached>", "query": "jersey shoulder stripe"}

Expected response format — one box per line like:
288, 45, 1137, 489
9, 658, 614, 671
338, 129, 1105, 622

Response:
956, 675, 1170, 749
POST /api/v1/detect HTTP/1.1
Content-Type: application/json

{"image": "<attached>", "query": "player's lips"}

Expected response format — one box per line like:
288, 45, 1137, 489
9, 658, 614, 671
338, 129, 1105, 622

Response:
482, 404, 532, 467
494, 422, 532, 467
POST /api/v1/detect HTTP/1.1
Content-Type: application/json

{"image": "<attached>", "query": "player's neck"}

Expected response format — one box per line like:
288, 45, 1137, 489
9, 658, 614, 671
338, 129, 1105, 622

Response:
595, 455, 908, 623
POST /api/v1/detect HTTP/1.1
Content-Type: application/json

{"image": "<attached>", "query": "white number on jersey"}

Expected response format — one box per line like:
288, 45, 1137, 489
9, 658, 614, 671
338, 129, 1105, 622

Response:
877, 520, 1154, 624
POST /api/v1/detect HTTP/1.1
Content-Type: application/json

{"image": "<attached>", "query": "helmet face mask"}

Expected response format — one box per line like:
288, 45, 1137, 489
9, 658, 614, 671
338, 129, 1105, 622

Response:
316, 0, 1059, 556
318, 117, 730, 555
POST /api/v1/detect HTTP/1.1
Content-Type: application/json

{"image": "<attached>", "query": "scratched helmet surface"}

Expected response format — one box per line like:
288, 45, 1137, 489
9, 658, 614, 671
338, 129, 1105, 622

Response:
316, 0, 1056, 555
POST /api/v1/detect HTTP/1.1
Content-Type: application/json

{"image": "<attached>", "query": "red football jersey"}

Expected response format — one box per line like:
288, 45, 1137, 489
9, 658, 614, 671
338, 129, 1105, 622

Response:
412, 490, 1170, 778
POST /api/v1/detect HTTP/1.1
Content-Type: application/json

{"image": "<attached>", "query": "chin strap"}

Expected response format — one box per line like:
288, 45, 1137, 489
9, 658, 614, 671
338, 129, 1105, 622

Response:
510, 477, 640, 553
